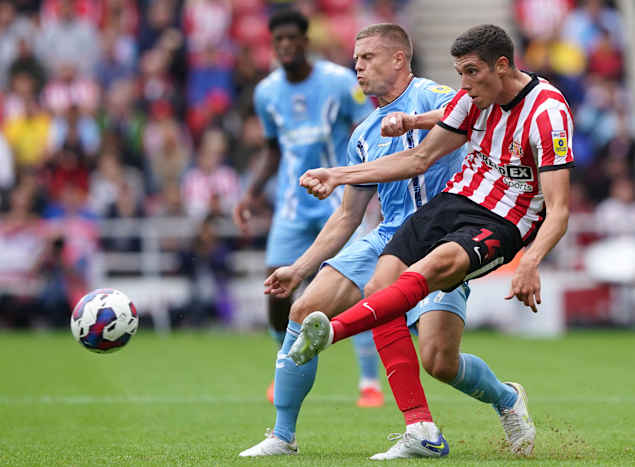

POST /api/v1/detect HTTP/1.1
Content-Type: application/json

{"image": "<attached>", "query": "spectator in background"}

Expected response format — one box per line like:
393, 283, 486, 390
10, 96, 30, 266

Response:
146, 179, 185, 217
142, 100, 191, 194
0, 0, 37, 89
99, 78, 145, 169
94, 26, 136, 91
177, 213, 235, 326
88, 149, 143, 216
42, 63, 100, 117
595, 177, 635, 238
0, 132, 15, 200
586, 27, 623, 82
0, 182, 44, 327
101, 179, 145, 252
50, 104, 101, 157
182, 127, 239, 219
32, 235, 77, 326
3, 94, 52, 171
8, 36, 47, 98
36, 0, 101, 77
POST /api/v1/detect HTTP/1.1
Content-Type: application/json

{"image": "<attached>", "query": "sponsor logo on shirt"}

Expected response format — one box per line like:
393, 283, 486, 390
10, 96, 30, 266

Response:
472, 151, 535, 192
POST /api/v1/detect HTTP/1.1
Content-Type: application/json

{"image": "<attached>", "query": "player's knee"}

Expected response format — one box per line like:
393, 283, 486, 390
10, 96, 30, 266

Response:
288, 296, 317, 323
364, 276, 388, 297
419, 341, 458, 383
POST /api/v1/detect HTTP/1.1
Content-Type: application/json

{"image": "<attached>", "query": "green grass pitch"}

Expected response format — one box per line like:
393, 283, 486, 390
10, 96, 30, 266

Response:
1, 329, 633, 466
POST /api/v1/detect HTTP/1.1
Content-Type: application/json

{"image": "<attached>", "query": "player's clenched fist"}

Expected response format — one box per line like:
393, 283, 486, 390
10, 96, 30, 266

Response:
300, 168, 337, 199
381, 112, 414, 137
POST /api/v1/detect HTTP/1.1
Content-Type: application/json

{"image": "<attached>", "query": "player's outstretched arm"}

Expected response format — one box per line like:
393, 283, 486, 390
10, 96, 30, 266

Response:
381, 109, 444, 137
264, 186, 375, 297
300, 124, 466, 199
505, 169, 571, 313
233, 139, 280, 235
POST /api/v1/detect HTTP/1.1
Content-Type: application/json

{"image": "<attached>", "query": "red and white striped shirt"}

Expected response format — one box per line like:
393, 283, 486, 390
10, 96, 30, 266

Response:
439, 74, 574, 242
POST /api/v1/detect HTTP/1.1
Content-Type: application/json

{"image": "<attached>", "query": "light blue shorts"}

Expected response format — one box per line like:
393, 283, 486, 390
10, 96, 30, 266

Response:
266, 216, 328, 267
324, 230, 469, 329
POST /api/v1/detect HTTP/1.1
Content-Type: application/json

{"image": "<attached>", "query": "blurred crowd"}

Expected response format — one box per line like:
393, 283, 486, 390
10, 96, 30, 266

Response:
0, 0, 633, 328
0, 0, 410, 328
514, 0, 635, 232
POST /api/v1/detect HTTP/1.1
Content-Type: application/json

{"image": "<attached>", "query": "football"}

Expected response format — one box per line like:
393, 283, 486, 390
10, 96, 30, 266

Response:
70, 289, 138, 353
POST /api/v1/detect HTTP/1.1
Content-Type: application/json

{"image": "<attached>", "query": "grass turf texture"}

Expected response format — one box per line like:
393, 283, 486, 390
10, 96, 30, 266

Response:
0, 329, 633, 466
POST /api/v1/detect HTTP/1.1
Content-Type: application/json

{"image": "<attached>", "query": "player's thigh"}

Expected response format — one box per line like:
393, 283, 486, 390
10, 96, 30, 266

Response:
406, 241, 471, 291
365, 254, 408, 296
290, 265, 362, 321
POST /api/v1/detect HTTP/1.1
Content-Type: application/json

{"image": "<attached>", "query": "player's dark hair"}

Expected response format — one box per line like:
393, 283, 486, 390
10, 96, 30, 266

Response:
268, 8, 309, 34
356, 23, 413, 63
451, 24, 515, 69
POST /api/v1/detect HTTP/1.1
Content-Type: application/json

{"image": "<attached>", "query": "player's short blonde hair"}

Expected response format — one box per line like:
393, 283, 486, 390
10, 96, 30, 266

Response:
355, 23, 413, 64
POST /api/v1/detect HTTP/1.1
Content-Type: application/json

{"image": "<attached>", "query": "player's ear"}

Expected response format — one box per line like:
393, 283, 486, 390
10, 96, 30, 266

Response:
495, 56, 510, 75
393, 50, 406, 70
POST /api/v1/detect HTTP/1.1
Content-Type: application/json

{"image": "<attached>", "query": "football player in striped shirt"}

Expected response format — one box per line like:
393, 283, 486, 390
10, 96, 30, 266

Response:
293, 24, 574, 456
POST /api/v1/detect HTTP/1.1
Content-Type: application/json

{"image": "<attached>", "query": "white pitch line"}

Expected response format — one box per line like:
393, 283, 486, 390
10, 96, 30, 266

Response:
0, 395, 633, 405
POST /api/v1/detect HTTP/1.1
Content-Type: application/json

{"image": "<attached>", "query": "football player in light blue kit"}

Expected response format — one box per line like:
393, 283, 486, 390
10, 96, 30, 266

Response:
232, 9, 381, 407
240, 23, 470, 459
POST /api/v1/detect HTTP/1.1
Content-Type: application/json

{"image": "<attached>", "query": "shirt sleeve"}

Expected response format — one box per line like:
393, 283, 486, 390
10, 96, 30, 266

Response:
438, 89, 472, 135
253, 83, 277, 140
425, 83, 456, 110
530, 104, 575, 171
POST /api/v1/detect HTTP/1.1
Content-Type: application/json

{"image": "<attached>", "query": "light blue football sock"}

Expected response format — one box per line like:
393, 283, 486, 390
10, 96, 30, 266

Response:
272, 320, 318, 443
450, 353, 518, 413
352, 330, 379, 383
268, 327, 286, 347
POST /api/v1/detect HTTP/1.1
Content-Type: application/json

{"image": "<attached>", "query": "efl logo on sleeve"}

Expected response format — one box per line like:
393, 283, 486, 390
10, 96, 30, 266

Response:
552, 130, 568, 158
428, 85, 453, 94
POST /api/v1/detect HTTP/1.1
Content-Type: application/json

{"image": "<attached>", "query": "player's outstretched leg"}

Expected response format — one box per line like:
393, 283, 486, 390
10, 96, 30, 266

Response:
498, 382, 535, 455
370, 422, 449, 460
289, 311, 333, 365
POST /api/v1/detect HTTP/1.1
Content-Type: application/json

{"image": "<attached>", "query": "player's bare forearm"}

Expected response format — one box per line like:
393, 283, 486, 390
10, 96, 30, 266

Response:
522, 170, 571, 266
382, 109, 444, 136
409, 109, 444, 130
331, 124, 466, 186
293, 187, 373, 278
245, 140, 280, 197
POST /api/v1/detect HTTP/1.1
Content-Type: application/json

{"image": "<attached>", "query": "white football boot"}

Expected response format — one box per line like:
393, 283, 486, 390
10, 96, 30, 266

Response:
369, 422, 449, 460
238, 429, 298, 457
288, 311, 333, 365
499, 382, 536, 455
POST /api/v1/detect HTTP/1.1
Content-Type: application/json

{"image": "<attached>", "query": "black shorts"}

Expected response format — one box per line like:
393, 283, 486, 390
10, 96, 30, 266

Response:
382, 192, 524, 286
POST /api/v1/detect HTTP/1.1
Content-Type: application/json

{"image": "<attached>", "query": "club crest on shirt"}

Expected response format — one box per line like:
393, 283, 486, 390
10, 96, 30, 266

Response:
509, 140, 524, 158
292, 94, 308, 120
552, 130, 568, 158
